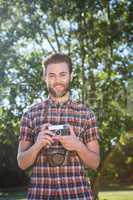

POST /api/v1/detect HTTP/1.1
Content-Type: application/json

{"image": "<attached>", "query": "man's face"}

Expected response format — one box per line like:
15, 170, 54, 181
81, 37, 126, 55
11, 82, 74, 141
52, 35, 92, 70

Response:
44, 62, 72, 98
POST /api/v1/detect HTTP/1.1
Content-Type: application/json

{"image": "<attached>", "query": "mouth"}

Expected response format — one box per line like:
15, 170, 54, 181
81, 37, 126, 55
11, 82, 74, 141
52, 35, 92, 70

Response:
54, 84, 64, 89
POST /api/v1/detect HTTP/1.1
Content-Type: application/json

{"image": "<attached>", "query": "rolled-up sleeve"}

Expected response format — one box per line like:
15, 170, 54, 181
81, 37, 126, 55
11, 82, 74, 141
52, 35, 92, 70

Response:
19, 111, 34, 143
83, 110, 99, 144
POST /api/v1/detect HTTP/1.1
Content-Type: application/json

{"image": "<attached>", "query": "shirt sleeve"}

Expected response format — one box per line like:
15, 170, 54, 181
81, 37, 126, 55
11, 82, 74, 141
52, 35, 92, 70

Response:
19, 110, 34, 143
83, 110, 100, 144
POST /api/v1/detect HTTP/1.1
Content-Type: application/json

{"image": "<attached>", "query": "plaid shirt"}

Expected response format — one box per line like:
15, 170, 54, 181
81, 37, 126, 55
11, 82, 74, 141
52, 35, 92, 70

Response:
19, 98, 99, 200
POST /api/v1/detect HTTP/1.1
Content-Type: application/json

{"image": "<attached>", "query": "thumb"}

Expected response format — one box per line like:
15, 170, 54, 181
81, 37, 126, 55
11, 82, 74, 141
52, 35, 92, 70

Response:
69, 125, 75, 136
41, 123, 51, 131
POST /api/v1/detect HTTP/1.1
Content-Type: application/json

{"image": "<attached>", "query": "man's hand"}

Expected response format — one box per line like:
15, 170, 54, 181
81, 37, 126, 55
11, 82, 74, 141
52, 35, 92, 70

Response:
36, 123, 54, 149
53, 125, 100, 170
53, 125, 83, 151
17, 123, 55, 170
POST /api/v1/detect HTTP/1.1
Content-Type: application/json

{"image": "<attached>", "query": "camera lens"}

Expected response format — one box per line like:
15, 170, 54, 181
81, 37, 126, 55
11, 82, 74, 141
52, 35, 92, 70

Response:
56, 130, 61, 135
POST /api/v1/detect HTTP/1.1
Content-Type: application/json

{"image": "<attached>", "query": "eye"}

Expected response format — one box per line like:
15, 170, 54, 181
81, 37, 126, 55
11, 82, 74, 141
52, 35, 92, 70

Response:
49, 74, 55, 78
60, 73, 67, 77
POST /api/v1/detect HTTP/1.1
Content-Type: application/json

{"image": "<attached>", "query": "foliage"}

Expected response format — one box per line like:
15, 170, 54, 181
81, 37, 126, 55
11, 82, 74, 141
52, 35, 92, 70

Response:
0, 0, 133, 198
98, 131, 133, 189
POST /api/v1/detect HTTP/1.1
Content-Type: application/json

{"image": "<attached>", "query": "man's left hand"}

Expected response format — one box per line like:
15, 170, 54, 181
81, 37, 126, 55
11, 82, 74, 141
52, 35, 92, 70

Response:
53, 126, 83, 151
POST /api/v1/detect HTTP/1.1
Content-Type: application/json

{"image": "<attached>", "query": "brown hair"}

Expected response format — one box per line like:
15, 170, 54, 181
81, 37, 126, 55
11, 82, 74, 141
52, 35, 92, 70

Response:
42, 53, 72, 75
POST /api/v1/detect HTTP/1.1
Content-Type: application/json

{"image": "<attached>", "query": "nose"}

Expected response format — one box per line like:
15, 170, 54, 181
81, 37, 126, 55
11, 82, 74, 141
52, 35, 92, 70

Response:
55, 75, 61, 83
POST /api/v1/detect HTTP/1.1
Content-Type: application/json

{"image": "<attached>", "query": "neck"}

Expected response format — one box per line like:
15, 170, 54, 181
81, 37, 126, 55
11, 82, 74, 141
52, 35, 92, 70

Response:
49, 92, 70, 104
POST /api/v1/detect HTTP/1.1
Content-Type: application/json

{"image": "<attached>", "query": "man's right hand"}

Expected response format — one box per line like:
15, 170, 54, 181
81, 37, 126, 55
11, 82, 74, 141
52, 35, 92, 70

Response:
36, 123, 54, 149
17, 123, 54, 170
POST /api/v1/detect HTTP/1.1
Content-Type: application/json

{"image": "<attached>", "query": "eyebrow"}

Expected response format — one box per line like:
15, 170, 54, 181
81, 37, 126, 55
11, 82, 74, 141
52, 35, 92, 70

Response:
60, 72, 68, 74
48, 73, 55, 75
48, 72, 68, 75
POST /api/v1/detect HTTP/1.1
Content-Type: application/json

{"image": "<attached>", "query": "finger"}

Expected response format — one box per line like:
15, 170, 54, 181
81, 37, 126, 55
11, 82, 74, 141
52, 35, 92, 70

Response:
39, 129, 55, 137
41, 123, 51, 131
44, 138, 52, 145
38, 133, 54, 143
69, 125, 75, 136
44, 130, 56, 137
44, 135, 53, 140
44, 135, 55, 144
53, 135, 63, 142
36, 136, 53, 148
44, 139, 52, 149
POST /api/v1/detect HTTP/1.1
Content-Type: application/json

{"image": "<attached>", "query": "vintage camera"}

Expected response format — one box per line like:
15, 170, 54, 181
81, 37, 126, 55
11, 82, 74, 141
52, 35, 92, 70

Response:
44, 124, 70, 167
48, 124, 70, 136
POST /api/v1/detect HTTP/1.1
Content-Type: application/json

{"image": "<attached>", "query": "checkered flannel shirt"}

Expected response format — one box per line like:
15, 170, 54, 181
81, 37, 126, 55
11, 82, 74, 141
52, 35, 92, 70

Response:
19, 98, 99, 200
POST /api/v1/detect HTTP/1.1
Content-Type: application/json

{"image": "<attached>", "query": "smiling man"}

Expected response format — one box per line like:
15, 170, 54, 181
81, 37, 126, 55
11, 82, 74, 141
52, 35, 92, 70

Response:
17, 53, 100, 200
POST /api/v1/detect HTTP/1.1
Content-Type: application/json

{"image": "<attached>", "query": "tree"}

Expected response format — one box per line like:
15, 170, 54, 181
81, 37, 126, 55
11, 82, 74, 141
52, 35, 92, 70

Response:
0, 0, 133, 198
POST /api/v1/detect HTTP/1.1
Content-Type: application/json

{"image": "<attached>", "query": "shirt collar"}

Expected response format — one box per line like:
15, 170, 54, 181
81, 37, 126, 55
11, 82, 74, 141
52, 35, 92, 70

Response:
47, 96, 72, 107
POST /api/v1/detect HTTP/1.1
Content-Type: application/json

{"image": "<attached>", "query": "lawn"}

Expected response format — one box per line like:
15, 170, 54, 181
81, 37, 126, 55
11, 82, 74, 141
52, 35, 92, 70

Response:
99, 190, 133, 200
0, 190, 133, 200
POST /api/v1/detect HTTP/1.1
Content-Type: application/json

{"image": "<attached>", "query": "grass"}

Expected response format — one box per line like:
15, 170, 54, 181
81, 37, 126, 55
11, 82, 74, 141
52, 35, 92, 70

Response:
99, 190, 133, 200
0, 188, 26, 200
0, 189, 133, 200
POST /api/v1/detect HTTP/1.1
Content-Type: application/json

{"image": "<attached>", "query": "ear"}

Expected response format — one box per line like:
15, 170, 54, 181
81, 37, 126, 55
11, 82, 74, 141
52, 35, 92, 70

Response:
42, 75, 46, 82
42, 68, 46, 82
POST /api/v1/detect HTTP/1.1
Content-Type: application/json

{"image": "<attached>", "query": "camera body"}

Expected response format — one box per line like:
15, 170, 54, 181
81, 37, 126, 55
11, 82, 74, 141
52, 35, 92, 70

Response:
48, 124, 69, 136
44, 124, 70, 167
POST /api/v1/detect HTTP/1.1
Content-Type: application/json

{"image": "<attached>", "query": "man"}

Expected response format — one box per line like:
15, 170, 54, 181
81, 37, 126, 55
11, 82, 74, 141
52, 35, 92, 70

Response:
17, 53, 100, 200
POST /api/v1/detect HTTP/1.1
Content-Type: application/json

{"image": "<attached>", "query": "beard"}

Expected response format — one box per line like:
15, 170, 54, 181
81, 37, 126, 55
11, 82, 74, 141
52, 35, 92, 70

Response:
48, 82, 70, 98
